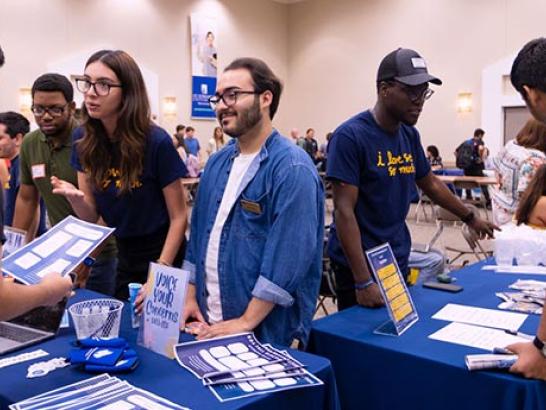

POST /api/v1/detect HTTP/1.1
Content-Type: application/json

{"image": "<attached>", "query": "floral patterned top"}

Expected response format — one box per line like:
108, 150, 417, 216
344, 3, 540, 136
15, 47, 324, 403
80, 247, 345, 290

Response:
491, 140, 546, 225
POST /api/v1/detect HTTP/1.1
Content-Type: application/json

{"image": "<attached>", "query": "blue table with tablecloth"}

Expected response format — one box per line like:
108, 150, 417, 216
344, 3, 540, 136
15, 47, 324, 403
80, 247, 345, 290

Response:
308, 259, 546, 410
0, 289, 340, 410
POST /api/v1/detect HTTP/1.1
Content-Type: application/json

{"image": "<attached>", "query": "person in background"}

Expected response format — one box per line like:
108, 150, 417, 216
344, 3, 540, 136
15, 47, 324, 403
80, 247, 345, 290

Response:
184, 126, 201, 158
174, 124, 187, 149
426, 145, 443, 171
514, 163, 546, 228
457, 128, 492, 207
0, 44, 72, 321
290, 127, 305, 148
506, 37, 546, 381
317, 132, 332, 172
0, 112, 47, 236
491, 118, 546, 225
51, 50, 188, 300
303, 127, 319, 163
207, 126, 226, 157
13, 73, 118, 295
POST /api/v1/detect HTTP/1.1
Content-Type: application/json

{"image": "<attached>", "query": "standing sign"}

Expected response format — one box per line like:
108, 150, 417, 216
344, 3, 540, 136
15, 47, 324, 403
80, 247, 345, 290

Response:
190, 14, 218, 119
139, 263, 189, 358
366, 243, 419, 336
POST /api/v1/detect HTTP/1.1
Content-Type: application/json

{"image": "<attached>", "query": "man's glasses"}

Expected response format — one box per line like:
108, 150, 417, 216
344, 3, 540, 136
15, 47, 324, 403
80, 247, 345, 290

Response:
209, 90, 259, 110
75, 78, 122, 97
395, 82, 434, 102
31, 103, 69, 117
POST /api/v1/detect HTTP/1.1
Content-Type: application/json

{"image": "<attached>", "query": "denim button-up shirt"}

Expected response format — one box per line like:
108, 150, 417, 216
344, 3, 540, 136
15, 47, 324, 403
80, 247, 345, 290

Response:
183, 130, 324, 347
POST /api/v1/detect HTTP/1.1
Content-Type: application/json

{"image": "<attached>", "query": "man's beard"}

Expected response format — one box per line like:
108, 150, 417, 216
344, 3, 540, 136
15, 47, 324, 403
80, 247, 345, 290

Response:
221, 97, 262, 139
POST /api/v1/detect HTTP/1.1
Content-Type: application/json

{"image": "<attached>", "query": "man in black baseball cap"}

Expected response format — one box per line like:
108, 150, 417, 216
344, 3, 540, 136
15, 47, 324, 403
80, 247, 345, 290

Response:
326, 47, 498, 310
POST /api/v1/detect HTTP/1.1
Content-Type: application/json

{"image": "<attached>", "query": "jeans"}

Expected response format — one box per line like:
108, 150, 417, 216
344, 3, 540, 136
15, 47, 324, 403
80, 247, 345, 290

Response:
85, 256, 118, 296
408, 249, 445, 284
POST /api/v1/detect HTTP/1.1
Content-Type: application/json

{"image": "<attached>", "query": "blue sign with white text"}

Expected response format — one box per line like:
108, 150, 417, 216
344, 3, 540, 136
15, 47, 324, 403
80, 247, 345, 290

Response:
192, 76, 217, 119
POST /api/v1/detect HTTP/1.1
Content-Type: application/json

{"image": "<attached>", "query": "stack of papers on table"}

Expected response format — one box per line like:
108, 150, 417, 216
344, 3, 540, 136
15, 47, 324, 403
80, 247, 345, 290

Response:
174, 332, 323, 402
9, 374, 189, 410
428, 304, 530, 351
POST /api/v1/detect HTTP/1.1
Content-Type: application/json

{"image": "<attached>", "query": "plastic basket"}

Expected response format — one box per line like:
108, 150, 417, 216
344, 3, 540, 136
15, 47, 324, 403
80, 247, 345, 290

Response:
68, 299, 124, 340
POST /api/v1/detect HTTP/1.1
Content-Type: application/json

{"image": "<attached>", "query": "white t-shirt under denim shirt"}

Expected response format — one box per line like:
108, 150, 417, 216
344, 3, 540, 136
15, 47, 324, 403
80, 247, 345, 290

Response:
205, 152, 258, 323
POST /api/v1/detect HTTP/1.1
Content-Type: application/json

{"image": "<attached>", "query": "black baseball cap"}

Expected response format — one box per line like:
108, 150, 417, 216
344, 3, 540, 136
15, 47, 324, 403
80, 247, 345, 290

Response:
377, 48, 442, 86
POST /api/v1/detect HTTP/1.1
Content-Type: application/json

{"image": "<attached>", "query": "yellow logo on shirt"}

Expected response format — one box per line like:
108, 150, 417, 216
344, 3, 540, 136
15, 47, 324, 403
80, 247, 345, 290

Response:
376, 150, 415, 177
101, 168, 143, 190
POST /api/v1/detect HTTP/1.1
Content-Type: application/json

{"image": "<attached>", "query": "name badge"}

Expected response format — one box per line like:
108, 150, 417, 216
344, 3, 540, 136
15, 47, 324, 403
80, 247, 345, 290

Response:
240, 199, 262, 214
31, 164, 46, 179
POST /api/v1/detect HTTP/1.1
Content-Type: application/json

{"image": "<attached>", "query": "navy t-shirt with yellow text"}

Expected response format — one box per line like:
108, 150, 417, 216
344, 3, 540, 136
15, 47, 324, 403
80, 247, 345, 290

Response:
326, 110, 431, 276
71, 125, 188, 239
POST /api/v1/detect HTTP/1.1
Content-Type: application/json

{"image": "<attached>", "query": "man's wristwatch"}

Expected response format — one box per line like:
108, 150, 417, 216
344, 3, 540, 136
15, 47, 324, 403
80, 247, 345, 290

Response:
533, 336, 546, 357
461, 211, 475, 224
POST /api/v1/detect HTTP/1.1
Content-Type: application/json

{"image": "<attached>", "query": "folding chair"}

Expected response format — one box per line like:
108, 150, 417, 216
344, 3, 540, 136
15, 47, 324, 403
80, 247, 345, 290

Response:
453, 180, 489, 220
413, 188, 436, 224
315, 226, 337, 316
433, 204, 493, 269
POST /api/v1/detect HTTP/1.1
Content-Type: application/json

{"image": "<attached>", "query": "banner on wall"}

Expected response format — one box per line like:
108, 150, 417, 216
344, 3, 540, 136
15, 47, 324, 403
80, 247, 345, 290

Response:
190, 14, 218, 119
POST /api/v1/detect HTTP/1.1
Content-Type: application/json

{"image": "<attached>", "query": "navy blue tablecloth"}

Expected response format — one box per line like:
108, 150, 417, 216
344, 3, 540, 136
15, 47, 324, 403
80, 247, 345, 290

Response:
0, 290, 340, 410
308, 259, 546, 410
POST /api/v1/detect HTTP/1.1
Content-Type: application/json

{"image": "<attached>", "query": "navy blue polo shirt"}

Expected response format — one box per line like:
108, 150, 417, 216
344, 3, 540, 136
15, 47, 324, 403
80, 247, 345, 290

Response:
327, 110, 430, 276
71, 125, 188, 238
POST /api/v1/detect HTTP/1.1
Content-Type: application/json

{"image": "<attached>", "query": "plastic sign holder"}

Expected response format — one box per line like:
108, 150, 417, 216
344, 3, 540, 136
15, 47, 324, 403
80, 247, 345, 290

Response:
366, 243, 419, 336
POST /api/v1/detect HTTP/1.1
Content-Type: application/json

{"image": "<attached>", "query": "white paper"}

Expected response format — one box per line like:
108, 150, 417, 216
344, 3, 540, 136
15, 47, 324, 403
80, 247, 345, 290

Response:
482, 265, 546, 275
64, 223, 104, 240
33, 231, 72, 258
432, 303, 528, 331
66, 239, 94, 257
429, 322, 529, 351
14, 252, 41, 269
35, 259, 71, 278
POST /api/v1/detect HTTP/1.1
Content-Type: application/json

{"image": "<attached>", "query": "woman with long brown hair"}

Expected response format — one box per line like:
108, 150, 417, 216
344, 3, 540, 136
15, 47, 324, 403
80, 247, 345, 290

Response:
52, 50, 188, 299
206, 126, 226, 157
515, 164, 546, 227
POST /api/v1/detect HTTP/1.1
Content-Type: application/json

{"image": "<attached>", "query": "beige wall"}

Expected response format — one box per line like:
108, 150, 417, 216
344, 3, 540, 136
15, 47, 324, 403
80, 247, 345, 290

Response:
285, 0, 546, 162
0, 0, 288, 152
2, 0, 546, 161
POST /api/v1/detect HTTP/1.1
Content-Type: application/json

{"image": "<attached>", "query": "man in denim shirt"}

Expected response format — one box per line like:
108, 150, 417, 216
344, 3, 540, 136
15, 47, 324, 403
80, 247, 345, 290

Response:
182, 58, 323, 347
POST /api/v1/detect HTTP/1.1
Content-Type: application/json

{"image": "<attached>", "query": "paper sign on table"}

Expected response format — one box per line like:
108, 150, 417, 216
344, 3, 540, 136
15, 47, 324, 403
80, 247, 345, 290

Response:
365, 243, 418, 336
138, 263, 189, 358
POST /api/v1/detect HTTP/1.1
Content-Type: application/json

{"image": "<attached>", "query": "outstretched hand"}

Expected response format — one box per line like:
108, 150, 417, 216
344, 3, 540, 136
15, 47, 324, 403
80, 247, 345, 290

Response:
51, 176, 84, 200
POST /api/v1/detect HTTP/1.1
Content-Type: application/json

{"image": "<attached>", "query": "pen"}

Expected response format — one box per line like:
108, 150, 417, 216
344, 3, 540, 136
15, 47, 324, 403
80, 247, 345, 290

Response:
505, 329, 534, 340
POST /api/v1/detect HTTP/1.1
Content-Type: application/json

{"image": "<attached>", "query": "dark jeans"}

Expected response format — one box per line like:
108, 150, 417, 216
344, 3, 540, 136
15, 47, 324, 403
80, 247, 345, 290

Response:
331, 261, 358, 311
114, 225, 186, 300
464, 166, 491, 204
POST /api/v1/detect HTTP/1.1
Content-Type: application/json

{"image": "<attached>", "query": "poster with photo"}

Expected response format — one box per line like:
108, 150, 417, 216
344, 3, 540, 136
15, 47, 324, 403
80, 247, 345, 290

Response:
190, 13, 218, 119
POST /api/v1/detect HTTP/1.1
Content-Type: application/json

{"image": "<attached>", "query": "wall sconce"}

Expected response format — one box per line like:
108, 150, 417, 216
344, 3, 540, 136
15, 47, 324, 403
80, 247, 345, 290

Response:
163, 97, 177, 116
19, 88, 32, 112
457, 92, 472, 113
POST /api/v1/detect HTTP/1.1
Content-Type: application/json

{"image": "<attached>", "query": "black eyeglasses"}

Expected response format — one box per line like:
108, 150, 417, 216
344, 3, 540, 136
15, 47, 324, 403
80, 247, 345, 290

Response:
209, 89, 260, 109
395, 82, 434, 102
75, 78, 122, 97
31, 103, 70, 117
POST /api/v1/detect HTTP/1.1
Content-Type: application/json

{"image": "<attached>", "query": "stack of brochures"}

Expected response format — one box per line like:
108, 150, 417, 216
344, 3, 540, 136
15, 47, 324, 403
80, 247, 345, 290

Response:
465, 354, 517, 371
174, 332, 323, 402
9, 374, 189, 410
